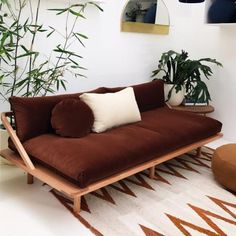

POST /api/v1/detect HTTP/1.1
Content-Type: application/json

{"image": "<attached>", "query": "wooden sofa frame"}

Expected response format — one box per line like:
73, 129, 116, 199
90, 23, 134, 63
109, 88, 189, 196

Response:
0, 112, 223, 214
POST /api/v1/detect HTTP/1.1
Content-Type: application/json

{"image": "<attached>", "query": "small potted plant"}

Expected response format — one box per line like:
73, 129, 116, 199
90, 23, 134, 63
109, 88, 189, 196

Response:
152, 50, 222, 106
126, 1, 145, 22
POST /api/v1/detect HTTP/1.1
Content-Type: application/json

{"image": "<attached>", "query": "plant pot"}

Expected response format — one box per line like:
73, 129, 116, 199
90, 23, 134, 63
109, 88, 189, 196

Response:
164, 84, 185, 106
136, 14, 145, 22
0, 128, 11, 165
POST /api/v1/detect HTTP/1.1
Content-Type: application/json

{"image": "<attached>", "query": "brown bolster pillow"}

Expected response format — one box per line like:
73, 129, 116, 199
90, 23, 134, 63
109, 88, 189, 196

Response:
51, 98, 94, 138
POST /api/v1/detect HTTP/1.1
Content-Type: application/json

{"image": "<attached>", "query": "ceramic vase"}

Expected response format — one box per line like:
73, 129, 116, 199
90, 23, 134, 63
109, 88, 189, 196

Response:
164, 84, 185, 106
136, 14, 145, 22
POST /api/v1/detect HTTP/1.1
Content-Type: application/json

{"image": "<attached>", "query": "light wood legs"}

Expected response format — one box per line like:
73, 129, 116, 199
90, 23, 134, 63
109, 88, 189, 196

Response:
196, 147, 202, 157
73, 196, 81, 214
149, 166, 156, 179
27, 173, 34, 184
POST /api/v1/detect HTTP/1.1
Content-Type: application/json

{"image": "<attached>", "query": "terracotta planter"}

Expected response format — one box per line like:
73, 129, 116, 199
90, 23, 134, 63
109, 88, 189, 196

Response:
164, 84, 185, 106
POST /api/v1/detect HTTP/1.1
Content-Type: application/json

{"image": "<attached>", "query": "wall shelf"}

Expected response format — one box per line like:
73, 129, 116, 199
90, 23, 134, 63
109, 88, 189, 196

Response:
121, 22, 169, 35
121, 0, 170, 35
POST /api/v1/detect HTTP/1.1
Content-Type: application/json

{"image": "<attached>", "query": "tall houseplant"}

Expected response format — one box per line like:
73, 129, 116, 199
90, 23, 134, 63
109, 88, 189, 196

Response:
152, 50, 222, 106
0, 0, 102, 164
0, 0, 102, 101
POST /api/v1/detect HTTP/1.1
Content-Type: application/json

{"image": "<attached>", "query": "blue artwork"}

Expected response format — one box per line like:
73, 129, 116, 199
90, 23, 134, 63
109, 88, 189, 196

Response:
208, 0, 236, 23
179, 0, 204, 2
144, 4, 157, 24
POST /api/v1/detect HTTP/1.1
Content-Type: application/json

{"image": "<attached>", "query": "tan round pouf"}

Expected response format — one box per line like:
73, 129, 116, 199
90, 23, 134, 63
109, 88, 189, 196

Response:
212, 144, 236, 192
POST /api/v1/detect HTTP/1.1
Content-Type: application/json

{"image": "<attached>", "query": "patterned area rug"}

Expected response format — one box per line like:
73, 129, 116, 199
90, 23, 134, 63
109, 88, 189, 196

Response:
51, 147, 236, 236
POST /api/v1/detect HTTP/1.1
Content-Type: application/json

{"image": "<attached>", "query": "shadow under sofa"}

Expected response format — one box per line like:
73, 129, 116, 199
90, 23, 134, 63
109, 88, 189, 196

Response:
0, 80, 222, 214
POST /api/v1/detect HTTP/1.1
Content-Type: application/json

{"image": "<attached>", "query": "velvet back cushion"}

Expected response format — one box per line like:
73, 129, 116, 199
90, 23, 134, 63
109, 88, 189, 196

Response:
105, 80, 165, 112
51, 99, 94, 138
9, 87, 107, 142
133, 80, 165, 111
10, 81, 165, 142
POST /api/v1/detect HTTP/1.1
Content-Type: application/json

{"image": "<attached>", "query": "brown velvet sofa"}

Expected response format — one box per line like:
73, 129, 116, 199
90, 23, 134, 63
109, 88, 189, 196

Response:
0, 80, 222, 213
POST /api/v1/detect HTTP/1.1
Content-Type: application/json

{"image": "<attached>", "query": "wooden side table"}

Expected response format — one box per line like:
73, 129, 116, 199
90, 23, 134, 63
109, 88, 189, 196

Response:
170, 105, 215, 116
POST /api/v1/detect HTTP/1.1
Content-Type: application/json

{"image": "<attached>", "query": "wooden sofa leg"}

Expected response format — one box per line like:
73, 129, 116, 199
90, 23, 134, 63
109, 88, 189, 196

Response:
196, 147, 202, 157
27, 173, 34, 184
149, 166, 156, 179
73, 196, 81, 214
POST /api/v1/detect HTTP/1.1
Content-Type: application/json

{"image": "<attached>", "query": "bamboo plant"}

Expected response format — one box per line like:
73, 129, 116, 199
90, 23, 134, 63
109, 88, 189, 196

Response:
152, 50, 222, 104
0, 0, 103, 101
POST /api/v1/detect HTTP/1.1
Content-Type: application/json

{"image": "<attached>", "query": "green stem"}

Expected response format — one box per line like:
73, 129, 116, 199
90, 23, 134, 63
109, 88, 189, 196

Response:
43, 4, 85, 96
11, 0, 22, 97
0, 91, 7, 101
5, 0, 17, 20
26, 0, 41, 97
42, 10, 70, 96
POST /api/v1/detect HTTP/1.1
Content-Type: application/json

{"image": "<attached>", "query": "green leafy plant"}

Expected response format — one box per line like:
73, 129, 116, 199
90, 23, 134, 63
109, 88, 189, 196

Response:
152, 50, 222, 104
0, 0, 103, 101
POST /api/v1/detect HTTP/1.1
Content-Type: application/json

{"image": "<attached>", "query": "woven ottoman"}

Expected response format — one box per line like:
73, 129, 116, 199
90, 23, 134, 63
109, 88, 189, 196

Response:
212, 144, 236, 192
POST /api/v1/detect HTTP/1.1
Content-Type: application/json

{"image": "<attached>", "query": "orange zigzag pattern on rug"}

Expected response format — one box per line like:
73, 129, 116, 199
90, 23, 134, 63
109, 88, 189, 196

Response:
201, 151, 212, 160
185, 153, 211, 168
125, 173, 155, 191
139, 224, 164, 236
90, 173, 155, 206
110, 180, 137, 197
52, 150, 214, 212
51, 148, 236, 236
90, 149, 213, 207
51, 190, 103, 236
90, 188, 116, 205
166, 196, 236, 236
51, 191, 91, 213
155, 152, 211, 180
141, 171, 171, 185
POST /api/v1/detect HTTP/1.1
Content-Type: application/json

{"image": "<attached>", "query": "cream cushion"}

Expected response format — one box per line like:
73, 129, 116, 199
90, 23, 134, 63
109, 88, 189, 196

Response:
80, 87, 141, 133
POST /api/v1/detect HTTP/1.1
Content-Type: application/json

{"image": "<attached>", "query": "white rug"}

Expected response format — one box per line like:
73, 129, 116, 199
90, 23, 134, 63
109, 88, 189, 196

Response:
51, 147, 236, 236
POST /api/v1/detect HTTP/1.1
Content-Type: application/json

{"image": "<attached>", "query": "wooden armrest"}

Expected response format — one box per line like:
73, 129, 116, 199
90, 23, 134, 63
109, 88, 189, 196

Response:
1, 112, 35, 170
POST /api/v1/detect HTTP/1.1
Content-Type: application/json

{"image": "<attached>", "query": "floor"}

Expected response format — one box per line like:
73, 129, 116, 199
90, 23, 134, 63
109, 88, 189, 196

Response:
0, 165, 92, 236
0, 138, 234, 236
206, 138, 234, 150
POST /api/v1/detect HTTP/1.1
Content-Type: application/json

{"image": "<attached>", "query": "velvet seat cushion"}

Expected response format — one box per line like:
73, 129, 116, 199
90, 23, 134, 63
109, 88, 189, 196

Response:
51, 99, 94, 138
135, 107, 222, 148
23, 107, 222, 188
23, 125, 171, 188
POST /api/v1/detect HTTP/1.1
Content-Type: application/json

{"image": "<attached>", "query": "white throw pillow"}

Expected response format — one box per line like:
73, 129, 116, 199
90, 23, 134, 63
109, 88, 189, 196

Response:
80, 87, 141, 133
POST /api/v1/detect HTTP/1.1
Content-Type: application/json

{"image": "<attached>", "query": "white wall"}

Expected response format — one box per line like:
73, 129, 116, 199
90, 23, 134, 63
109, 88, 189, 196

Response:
0, 0, 235, 141
207, 26, 236, 141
